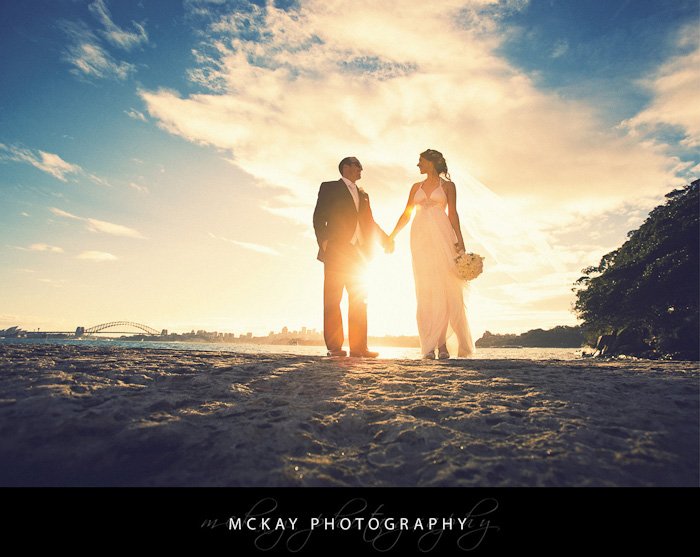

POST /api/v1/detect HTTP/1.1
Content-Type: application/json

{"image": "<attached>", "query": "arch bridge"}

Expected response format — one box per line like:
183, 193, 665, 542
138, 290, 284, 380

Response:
78, 321, 161, 336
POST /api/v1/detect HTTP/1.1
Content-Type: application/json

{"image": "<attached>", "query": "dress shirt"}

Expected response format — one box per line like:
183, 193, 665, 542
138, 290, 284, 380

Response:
341, 176, 362, 245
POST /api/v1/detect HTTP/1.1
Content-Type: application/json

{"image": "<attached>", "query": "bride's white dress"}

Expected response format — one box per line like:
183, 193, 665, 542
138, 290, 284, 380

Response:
410, 178, 475, 357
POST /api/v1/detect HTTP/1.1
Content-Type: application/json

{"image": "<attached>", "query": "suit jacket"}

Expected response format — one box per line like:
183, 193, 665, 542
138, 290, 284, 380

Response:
313, 179, 381, 263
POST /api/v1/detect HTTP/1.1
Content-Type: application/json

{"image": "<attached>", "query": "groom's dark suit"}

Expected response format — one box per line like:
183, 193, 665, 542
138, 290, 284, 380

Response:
313, 178, 387, 355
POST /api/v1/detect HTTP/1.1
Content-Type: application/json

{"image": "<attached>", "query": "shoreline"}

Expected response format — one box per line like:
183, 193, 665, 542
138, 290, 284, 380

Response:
1, 335, 588, 351
0, 343, 697, 487
10, 336, 692, 362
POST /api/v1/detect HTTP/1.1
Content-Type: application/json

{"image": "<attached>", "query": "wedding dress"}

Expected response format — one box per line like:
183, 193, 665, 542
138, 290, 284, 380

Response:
410, 178, 475, 357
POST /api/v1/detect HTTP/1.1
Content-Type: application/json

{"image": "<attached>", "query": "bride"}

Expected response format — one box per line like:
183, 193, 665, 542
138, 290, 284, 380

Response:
389, 149, 475, 359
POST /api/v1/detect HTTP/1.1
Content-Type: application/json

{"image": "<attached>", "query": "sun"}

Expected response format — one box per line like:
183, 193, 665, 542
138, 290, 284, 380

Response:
354, 234, 497, 342
357, 239, 419, 337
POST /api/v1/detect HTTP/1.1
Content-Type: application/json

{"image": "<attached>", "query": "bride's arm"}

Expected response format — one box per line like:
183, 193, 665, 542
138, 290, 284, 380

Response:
445, 181, 466, 252
389, 183, 420, 240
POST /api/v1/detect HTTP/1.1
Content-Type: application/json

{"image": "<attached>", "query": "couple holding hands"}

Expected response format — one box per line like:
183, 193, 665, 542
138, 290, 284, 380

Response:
313, 149, 475, 360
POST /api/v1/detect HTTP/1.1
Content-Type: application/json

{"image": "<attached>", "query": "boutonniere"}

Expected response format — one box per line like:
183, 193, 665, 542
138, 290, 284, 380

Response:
357, 187, 367, 197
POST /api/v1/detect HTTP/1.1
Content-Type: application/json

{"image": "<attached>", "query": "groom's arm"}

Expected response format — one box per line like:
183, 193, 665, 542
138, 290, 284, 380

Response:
373, 221, 391, 247
313, 182, 331, 254
363, 193, 391, 250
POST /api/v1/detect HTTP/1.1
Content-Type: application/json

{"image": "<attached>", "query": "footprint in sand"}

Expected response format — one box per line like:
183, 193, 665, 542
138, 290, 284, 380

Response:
408, 405, 441, 421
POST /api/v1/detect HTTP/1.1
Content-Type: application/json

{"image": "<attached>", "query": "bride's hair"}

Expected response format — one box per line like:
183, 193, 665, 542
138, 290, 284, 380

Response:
420, 149, 451, 180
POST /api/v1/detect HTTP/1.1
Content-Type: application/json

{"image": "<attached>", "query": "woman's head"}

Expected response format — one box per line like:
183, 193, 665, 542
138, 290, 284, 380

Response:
419, 149, 449, 179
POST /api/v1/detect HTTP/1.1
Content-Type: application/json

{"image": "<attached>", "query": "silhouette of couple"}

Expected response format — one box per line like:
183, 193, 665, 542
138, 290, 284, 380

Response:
313, 150, 475, 360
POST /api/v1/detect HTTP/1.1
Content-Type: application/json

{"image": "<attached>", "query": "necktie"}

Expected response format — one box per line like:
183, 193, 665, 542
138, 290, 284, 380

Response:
347, 182, 362, 245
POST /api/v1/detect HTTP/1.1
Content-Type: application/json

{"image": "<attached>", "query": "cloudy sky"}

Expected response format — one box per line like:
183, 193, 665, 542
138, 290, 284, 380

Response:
1, 0, 698, 339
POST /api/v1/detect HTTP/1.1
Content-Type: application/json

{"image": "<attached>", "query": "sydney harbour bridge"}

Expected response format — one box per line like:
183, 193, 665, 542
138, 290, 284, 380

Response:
71, 321, 165, 337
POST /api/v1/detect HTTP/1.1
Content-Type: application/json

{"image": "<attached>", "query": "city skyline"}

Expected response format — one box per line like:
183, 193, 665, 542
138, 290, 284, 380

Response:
1, 0, 698, 340
2, 322, 320, 337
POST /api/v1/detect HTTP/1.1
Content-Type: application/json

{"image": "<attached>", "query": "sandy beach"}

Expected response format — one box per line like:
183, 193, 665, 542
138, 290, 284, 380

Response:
0, 343, 697, 487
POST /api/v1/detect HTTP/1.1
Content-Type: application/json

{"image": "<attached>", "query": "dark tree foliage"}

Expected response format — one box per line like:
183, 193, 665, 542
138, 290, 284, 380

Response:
477, 326, 584, 348
574, 180, 699, 360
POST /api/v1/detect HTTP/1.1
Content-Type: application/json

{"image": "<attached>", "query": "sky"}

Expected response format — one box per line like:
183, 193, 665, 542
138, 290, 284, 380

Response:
1, 0, 698, 340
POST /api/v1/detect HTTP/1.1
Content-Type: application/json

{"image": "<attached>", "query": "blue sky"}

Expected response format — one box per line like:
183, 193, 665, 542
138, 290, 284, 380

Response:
1, 0, 698, 338
492, 1, 699, 148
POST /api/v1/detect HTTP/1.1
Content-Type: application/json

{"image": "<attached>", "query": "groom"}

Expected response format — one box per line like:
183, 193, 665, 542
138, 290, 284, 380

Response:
313, 156, 392, 358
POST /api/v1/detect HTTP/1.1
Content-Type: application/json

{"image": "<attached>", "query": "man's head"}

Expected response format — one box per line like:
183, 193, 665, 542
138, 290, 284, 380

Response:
339, 156, 363, 183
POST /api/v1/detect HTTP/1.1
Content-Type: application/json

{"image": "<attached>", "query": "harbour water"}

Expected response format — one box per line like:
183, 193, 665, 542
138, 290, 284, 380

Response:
0, 337, 584, 360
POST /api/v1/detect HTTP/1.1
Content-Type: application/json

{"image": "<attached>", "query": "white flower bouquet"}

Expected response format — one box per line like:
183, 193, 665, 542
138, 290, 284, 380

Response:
455, 251, 484, 281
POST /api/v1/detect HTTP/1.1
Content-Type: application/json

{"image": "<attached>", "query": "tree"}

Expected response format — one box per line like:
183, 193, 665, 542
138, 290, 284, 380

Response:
574, 181, 699, 359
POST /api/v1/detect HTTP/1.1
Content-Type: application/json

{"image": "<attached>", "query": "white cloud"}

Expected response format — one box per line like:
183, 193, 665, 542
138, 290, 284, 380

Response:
551, 39, 569, 59
125, 108, 148, 122
128, 181, 150, 193
184, 0, 231, 20
0, 143, 81, 182
0, 143, 113, 187
89, 0, 148, 50
87, 173, 113, 187
136, 1, 695, 332
49, 207, 82, 220
621, 28, 700, 149
139, 0, 687, 287
142, 0, 680, 219
50, 207, 145, 238
85, 218, 144, 238
26, 243, 64, 253
34, 151, 82, 181
60, 20, 134, 80
38, 278, 67, 288
208, 232, 279, 255
69, 41, 133, 80
77, 250, 118, 261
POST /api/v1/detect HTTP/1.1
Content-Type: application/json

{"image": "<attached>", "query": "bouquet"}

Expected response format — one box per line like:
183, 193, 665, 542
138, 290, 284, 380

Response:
455, 251, 484, 281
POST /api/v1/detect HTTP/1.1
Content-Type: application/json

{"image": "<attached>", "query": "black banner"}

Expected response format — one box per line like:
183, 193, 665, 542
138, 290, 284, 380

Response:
1, 487, 695, 553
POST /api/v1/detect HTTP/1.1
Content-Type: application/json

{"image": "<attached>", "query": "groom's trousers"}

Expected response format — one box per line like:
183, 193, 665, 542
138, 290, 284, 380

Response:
323, 242, 368, 353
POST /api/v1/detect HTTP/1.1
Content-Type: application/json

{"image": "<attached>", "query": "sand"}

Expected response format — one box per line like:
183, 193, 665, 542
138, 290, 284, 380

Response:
0, 343, 697, 487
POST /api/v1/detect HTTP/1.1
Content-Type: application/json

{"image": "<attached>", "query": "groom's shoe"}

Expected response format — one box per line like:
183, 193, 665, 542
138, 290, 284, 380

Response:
350, 350, 379, 358
327, 349, 347, 357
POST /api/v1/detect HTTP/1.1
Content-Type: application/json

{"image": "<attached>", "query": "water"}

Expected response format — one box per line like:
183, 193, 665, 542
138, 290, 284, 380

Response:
0, 337, 583, 360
